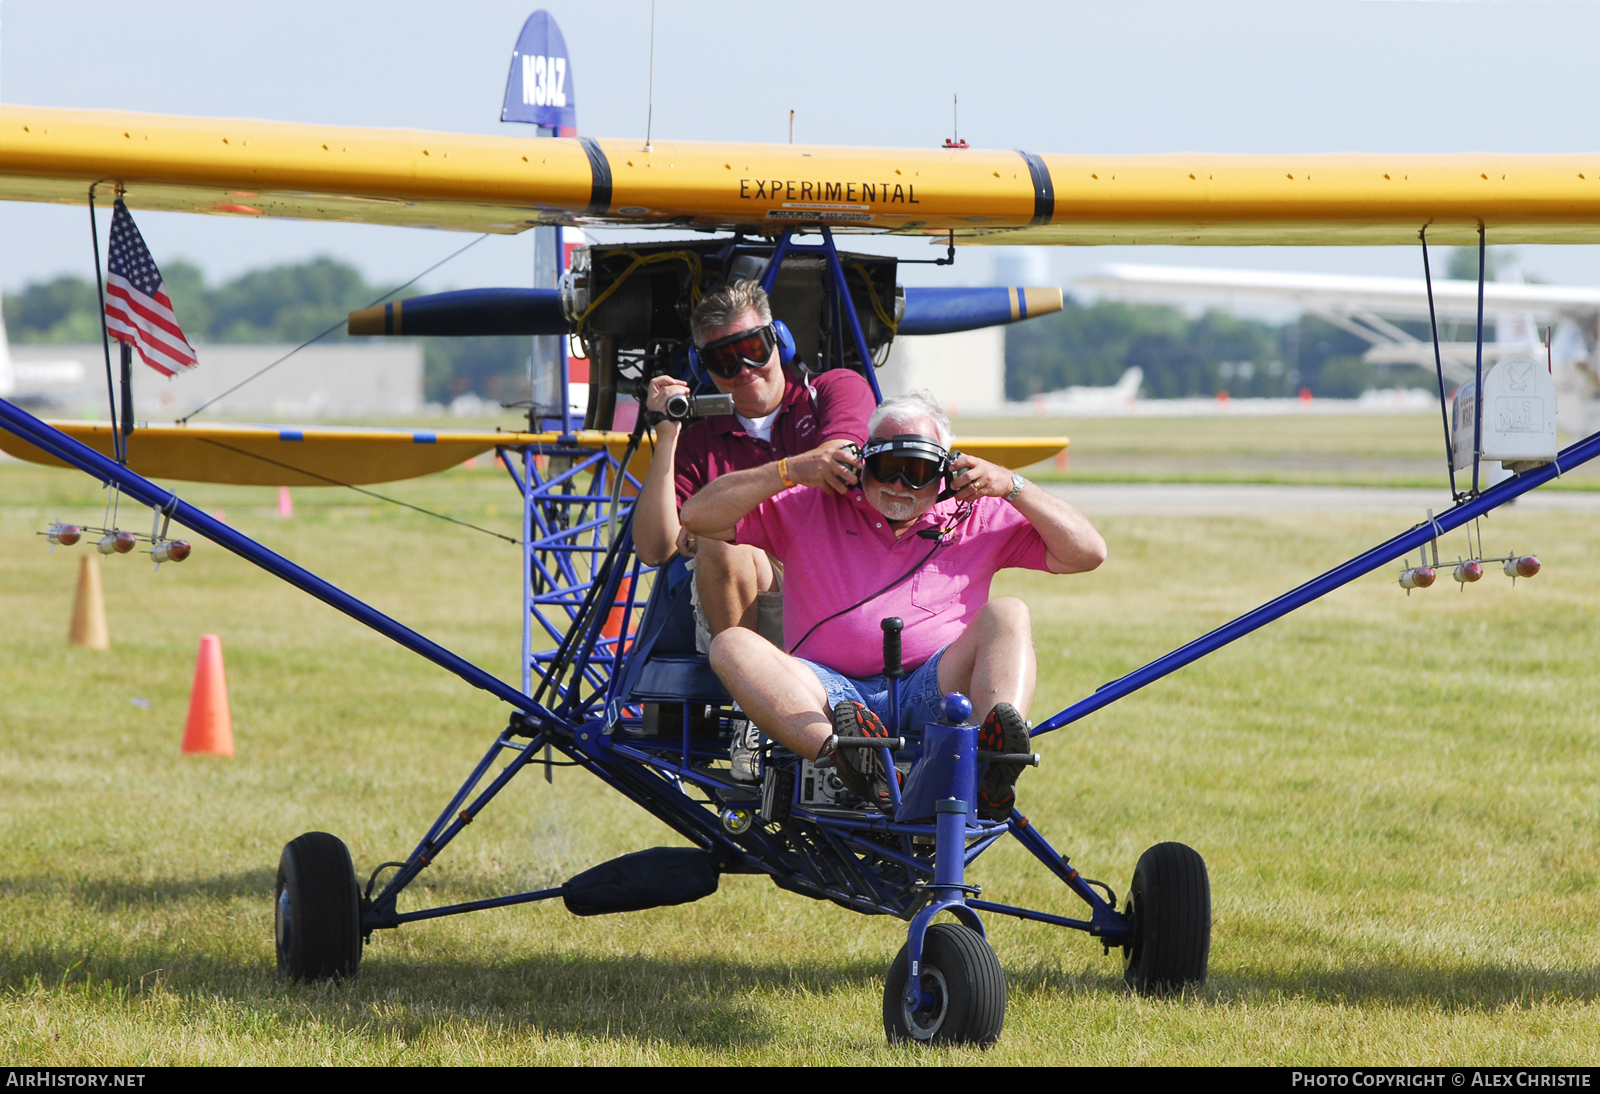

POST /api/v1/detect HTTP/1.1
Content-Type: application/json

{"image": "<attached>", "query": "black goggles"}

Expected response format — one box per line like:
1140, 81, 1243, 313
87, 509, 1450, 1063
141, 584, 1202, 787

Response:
861, 434, 951, 491
697, 324, 777, 379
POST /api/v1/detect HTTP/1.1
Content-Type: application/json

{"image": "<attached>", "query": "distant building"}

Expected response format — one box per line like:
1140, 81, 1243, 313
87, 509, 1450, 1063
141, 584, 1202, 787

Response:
6, 342, 423, 421
879, 327, 1006, 416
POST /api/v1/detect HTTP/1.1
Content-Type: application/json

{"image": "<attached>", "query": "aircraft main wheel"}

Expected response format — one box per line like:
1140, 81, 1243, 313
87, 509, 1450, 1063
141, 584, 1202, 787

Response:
882, 923, 1006, 1047
1122, 841, 1210, 996
275, 831, 362, 982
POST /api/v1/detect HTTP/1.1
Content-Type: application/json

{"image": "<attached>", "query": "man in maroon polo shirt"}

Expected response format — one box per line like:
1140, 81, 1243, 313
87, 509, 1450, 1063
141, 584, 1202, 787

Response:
635, 280, 876, 645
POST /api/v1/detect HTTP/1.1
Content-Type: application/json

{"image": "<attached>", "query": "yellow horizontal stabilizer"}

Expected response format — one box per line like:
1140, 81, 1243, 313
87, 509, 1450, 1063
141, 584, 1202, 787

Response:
952, 437, 1067, 469
0, 420, 1061, 487
7, 105, 1600, 244
0, 421, 641, 486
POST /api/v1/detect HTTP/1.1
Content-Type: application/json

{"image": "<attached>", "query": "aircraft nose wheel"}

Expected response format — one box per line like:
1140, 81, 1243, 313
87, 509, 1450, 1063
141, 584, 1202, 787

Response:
882, 923, 1006, 1046
1122, 841, 1211, 996
274, 831, 363, 982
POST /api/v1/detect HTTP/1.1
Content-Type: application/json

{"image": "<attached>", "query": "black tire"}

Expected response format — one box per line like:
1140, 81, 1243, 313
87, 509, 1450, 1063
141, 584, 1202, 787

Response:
1122, 841, 1210, 996
275, 831, 362, 982
882, 923, 1006, 1047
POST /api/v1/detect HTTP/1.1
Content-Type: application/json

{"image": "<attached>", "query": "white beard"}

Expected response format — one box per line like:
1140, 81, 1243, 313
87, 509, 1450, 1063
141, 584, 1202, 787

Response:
874, 490, 921, 523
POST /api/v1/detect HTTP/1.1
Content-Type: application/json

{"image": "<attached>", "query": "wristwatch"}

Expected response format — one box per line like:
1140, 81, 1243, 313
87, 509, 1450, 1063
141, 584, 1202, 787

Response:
1005, 472, 1027, 503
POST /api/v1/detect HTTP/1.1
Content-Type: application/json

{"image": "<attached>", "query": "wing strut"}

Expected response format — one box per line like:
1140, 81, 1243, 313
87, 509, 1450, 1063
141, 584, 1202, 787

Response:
0, 396, 551, 718
1030, 427, 1600, 740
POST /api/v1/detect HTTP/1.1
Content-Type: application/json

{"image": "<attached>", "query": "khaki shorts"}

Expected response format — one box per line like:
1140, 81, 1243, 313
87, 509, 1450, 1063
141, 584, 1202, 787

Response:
688, 554, 784, 653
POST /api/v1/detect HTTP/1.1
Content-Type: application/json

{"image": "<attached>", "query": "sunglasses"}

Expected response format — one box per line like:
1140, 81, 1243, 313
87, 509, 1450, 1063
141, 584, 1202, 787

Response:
862, 435, 951, 491
698, 324, 777, 379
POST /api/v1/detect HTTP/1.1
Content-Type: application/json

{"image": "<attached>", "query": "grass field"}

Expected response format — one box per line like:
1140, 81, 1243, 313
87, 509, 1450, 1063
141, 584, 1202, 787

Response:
2, 421, 1599, 1065
963, 411, 1600, 490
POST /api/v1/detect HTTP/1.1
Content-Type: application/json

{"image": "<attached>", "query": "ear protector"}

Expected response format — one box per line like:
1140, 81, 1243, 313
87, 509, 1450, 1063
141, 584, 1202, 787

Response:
772, 319, 796, 366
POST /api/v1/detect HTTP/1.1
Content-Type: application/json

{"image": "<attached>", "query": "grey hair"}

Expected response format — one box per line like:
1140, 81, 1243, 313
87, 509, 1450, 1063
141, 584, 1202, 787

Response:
689, 279, 773, 346
869, 390, 952, 448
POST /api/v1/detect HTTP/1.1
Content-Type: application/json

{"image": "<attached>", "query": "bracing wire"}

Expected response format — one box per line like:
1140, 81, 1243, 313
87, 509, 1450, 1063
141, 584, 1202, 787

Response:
193, 436, 522, 545
1419, 227, 1459, 500
86, 184, 124, 465
177, 233, 490, 424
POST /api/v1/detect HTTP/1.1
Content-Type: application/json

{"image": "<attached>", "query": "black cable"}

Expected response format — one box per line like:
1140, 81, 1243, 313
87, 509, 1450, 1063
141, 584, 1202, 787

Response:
192, 436, 521, 544
1419, 227, 1459, 500
86, 184, 124, 465
177, 233, 490, 424
788, 502, 973, 657
1473, 225, 1487, 496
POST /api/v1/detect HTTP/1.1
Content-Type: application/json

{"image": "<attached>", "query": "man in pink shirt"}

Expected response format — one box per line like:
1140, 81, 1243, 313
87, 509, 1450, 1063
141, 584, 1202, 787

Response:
680, 391, 1106, 818
634, 280, 874, 644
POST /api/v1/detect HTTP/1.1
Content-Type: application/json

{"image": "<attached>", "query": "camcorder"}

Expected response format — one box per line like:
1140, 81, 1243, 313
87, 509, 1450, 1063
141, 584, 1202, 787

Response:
663, 392, 736, 421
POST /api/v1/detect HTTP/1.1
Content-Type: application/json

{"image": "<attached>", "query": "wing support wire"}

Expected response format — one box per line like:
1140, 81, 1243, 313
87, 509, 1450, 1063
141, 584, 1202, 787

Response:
1420, 226, 1459, 499
0, 396, 554, 720
1473, 225, 1488, 496
1030, 425, 1600, 739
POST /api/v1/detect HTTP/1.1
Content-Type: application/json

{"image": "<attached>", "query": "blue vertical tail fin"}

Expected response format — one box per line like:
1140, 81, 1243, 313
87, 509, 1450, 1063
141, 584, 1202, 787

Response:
501, 10, 577, 135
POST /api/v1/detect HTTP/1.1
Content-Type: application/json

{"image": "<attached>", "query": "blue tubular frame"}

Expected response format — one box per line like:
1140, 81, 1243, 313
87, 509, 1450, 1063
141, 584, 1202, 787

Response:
759, 226, 885, 402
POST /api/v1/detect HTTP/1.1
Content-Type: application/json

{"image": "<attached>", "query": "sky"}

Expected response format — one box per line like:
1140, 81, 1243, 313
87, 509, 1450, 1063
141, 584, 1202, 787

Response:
7, 0, 1600, 306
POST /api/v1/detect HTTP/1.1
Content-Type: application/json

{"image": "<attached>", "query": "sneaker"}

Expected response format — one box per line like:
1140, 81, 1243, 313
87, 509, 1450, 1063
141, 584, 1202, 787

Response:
828, 700, 895, 809
976, 702, 1030, 821
729, 719, 761, 783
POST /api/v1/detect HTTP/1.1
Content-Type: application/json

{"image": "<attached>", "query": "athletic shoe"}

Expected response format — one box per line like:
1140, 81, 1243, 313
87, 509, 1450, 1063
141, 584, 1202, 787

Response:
829, 700, 895, 809
729, 719, 761, 783
976, 702, 1030, 821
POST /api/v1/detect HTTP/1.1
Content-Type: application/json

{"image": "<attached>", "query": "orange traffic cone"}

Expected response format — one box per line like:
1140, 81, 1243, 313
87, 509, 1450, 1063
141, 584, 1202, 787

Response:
601, 575, 634, 653
69, 555, 109, 650
181, 634, 234, 757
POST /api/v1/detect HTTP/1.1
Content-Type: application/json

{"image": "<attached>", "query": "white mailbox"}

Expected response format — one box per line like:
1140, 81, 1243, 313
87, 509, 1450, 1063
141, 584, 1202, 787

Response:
1451, 355, 1558, 472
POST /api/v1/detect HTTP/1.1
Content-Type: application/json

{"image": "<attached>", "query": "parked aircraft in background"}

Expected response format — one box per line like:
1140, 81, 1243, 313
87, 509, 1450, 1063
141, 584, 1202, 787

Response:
1032, 366, 1143, 414
1075, 263, 1600, 436
0, 302, 87, 404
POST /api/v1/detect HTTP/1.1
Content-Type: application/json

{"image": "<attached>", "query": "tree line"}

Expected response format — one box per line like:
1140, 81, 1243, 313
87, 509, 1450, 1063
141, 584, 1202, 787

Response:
1004, 246, 1498, 400
1, 257, 524, 405
1000, 300, 1435, 401
6, 254, 1462, 405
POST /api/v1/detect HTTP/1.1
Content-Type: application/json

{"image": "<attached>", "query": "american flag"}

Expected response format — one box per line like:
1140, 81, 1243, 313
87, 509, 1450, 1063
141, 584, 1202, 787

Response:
105, 199, 198, 377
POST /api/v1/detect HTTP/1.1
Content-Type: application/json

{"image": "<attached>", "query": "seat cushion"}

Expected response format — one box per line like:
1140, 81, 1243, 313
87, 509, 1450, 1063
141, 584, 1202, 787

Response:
630, 655, 732, 704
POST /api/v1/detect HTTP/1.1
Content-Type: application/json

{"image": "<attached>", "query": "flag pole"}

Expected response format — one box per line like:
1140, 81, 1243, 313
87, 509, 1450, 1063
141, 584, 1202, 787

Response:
119, 342, 135, 439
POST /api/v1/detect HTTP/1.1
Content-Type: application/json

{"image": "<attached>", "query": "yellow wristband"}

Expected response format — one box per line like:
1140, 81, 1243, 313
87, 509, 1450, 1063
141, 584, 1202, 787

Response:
777, 458, 794, 489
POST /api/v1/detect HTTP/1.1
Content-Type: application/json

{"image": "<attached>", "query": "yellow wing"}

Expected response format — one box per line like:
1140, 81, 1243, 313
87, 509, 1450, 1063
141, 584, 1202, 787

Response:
0, 422, 630, 486
0, 421, 1064, 487
7, 105, 1600, 245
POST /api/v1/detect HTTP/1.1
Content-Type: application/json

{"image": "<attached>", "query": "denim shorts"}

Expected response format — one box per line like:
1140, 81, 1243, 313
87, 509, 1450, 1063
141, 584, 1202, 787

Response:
796, 645, 949, 736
